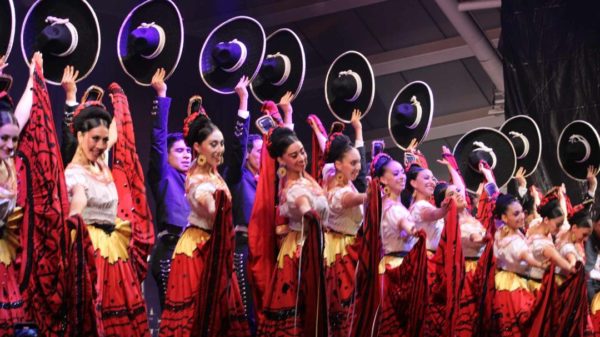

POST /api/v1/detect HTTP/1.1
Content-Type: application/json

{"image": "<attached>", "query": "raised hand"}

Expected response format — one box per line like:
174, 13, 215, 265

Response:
350, 109, 362, 130
0, 55, 8, 75
436, 146, 452, 166
151, 68, 167, 97
279, 91, 294, 114
587, 165, 599, 195
514, 167, 527, 188
61, 65, 79, 102
234, 75, 250, 99
29, 52, 43, 76
406, 138, 418, 153
479, 161, 495, 183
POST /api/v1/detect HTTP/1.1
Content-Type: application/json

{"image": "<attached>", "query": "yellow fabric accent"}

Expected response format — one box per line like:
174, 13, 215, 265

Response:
378, 255, 404, 274
0, 207, 22, 266
173, 226, 211, 258
527, 279, 542, 292
465, 259, 478, 274
88, 218, 131, 264
323, 232, 356, 267
494, 270, 530, 291
555, 275, 565, 287
277, 231, 305, 269
591, 291, 600, 315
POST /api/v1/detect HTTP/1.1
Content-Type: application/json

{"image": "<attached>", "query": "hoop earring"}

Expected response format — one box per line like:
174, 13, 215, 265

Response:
335, 173, 345, 183
570, 232, 577, 243
277, 165, 287, 179
383, 186, 391, 196
197, 155, 207, 166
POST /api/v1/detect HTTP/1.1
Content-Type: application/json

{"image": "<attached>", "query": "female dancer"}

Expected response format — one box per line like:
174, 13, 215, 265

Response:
65, 83, 153, 336
371, 153, 427, 336
321, 109, 366, 336
158, 111, 248, 337
250, 126, 328, 336
492, 194, 544, 337
0, 53, 36, 336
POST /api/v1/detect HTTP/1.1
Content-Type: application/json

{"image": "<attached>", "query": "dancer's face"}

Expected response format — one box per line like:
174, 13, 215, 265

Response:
168, 139, 192, 173
78, 125, 109, 163
445, 185, 467, 209
279, 141, 307, 175
194, 129, 225, 169
246, 139, 263, 173
381, 160, 406, 195
0, 123, 19, 160
335, 147, 361, 182
411, 169, 436, 197
501, 201, 525, 230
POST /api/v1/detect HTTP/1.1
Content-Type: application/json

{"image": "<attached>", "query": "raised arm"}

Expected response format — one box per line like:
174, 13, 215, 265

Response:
307, 115, 327, 153
350, 109, 368, 193
148, 68, 171, 178
437, 145, 466, 200
13, 52, 43, 133
225, 76, 251, 186
279, 91, 294, 129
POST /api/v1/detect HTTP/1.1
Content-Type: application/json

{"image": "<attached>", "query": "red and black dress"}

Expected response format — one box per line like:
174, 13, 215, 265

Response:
323, 180, 363, 336
158, 171, 249, 337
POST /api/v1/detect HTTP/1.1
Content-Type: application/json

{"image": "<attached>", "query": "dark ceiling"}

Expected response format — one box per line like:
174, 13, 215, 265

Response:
6, 0, 502, 180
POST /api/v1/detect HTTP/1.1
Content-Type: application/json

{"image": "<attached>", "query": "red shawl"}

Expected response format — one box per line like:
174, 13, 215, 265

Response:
349, 178, 382, 337
425, 199, 464, 336
193, 190, 249, 336
108, 83, 154, 282
554, 262, 590, 337
248, 136, 277, 317
308, 114, 327, 182
526, 264, 557, 337
16, 63, 70, 336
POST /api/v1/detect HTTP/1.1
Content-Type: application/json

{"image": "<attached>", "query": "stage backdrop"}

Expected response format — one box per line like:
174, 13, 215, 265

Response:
501, 0, 600, 205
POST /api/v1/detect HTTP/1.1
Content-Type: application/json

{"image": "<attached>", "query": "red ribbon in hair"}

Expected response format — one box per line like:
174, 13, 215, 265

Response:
182, 110, 209, 139
69, 100, 107, 134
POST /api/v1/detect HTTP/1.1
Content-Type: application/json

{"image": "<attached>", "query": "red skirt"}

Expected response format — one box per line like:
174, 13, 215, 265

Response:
424, 251, 445, 337
0, 214, 25, 336
324, 232, 359, 337
491, 271, 535, 337
456, 260, 478, 337
159, 227, 249, 337
591, 291, 600, 337
378, 264, 410, 337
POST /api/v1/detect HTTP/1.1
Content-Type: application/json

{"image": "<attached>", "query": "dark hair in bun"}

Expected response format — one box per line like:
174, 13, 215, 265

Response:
404, 164, 425, 194
370, 153, 392, 178
325, 133, 353, 163
569, 209, 592, 229
538, 199, 563, 220
184, 113, 218, 149
267, 127, 298, 159
0, 93, 16, 128
433, 182, 449, 208
72, 105, 112, 134
494, 193, 519, 219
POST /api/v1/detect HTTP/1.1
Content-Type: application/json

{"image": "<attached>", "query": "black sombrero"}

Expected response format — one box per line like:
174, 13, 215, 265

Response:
557, 120, 600, 181
325, 51, 375, 122
21, 0, 100, 85
388, 81, 433, 150
117, 0, 184, 86
250, 28, 305, 104
453, 127, 517, 193
500, 115, 541, 178
0, 0, 15, 58
200, 16, 265, 95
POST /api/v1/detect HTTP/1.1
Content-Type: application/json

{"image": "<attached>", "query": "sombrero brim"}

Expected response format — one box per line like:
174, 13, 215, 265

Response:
250, 28, 305, 104
453, 127, 517, 193
200, 16, 265, 95
325, 50, 375, 122
500, 115, 542, 178
557, 120, 600, 181
21, 0, 100, 85
388, 81, 433, 150
117, 0, 184, 86
0, 0, 15, 59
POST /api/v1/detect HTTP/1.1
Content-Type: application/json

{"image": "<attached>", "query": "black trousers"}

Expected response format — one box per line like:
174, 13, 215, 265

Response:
234, 231, 256, 336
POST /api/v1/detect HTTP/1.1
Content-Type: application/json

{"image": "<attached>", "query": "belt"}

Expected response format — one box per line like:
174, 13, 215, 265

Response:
500, 269, 542, 282
385, 251, 409, 258
90, 223, 116, 234
235, 225, 248, 233
158, 224, 184, 239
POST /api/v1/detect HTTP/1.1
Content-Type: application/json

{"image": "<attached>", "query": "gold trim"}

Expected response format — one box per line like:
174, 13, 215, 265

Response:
323, 232, 356, 266
592, 291, 600, 314
378, 255, 404, 274
173, 226, 211, 258
465, 259, 478, 274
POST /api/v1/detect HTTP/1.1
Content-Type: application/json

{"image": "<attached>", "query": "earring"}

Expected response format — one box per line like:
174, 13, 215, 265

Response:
383, 186, 391, 196
570, 232, 577, 242
335, 173, 344, 183
197, 155, 207, 166
277, 166, 287, 178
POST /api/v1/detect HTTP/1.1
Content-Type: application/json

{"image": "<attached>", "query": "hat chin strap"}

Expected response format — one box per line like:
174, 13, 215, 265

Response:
339, 70, 362, 102
267, 52, 291, 86
570, 134, 591, 163
222, 39, 247, 73
138, 22, 166, 60
406, 95, 423, 129
472, 141, 497, 170
508, 131, 530, 159
45, 16, 78, 57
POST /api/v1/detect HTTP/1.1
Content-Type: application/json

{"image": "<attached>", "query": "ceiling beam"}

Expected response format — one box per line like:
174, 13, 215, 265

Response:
188, 0, 389, 35
458, 1, 501, 11
364, 107, 505, 149
302, 28, 501, 91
